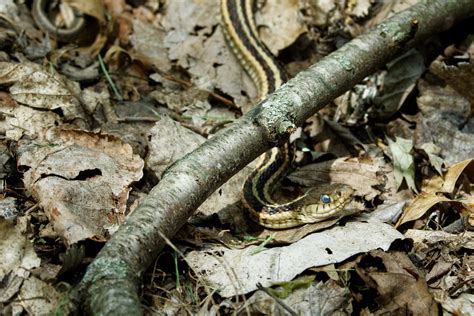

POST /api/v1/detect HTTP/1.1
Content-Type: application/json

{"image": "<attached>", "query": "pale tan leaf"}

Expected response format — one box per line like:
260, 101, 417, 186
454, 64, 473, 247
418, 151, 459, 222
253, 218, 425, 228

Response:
186, 222, 403, 297
396, 193, 451, 227
441, 158, 474, 193
288, 156, 393, 200
419, 142, 444, 175
17, 276, 60, 315
18, 129, 144, 244
257, 0, 307, 55
404, 229, 474, 250
388, 137, 417, 192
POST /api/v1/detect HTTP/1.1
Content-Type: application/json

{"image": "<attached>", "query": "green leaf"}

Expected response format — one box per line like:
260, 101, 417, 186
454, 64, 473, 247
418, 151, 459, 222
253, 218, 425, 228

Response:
420, 142, 444, 175
267, 275, 316, 299
388, 137, 418, 192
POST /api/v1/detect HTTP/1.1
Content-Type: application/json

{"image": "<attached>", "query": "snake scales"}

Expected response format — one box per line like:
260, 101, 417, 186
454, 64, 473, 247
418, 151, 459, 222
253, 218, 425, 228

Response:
220, 0, 354, 229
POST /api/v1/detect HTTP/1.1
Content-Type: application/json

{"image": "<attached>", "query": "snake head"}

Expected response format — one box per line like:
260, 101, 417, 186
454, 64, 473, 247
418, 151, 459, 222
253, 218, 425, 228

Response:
305, 184, 354, 203
297, 183, 355, 222
318, 184, 354, 204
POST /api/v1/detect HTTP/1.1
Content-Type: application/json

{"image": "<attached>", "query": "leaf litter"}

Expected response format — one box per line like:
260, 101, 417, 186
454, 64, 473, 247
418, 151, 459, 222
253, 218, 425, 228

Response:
185, 221, 403, 297
17, 128, 144, 244
0, 0, 472, 314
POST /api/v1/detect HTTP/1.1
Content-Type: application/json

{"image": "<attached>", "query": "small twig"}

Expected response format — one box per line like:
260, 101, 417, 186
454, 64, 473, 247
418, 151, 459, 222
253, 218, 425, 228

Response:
116, 116, 160, 123
256, 282, 298, 316
98, 54, 123, 101
447, 276, 474, 296
173, 251, 180, 290
250, 234, 275, 255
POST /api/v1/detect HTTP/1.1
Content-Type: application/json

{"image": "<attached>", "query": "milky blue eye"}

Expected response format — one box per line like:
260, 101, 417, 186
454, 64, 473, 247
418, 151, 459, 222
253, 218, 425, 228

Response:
320, 194, 332, 204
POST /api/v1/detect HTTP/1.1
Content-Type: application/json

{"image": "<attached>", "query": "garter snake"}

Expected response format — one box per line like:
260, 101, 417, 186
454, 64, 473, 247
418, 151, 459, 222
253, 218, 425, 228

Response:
221, 0, 354, 229
32, 0, 86, 42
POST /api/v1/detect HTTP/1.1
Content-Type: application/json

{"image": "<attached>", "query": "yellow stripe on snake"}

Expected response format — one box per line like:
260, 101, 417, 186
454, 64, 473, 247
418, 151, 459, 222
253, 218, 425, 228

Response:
221, 0, 354, 229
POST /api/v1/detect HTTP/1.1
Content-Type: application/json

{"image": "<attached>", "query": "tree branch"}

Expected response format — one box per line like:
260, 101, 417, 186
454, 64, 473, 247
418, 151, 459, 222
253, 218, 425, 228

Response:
78, 1, 474, 314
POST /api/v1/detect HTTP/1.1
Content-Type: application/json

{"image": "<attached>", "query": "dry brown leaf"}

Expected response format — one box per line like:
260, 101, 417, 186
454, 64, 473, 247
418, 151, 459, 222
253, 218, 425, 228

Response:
415, 78, 473, 166
0, 62, 82, 114
372, 50, 425, 120
18, 129, 144, 244
307, 0, 338, 27
441, 158, 474, 193
0, 218, 41, 303
405, 229, 474, 250
15, 276, 60, 315
422, 176, 452, 195
0, 62, 87, 140
67, 0, 106, 23
0, 104, 61, 141
257, 0, 307, 55
288, 156, 394, 200
160, 0, 255, 110
417, 79, 471, 122
186, 222, 403, 297
146, 116, 206, 176
403, 229, 473, 313
426, 257, 454, 283
430, 39, 474, 105
0, 219, 41, 279
433, 292, 474, 315
129, 19, 171, 71
396, 193, 452, 227
366, 0, 420, 28
246, 279, 349, 315
346, 0, 372, 18
149, 84, 209, 113
356, 250, 438, 315
416, 115, 474, 166
397, 159, 473, 227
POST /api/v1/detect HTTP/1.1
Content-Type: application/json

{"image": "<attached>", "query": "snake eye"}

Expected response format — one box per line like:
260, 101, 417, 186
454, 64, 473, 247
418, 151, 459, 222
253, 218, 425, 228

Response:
320, 194, 332, 204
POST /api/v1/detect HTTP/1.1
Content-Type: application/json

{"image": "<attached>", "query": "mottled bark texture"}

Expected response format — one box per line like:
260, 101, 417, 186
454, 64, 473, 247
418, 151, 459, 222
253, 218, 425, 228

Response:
78, 1, 474, 314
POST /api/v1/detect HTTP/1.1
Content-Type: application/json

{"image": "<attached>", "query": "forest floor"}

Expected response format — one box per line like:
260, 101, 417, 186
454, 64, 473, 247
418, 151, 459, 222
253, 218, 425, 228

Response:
0, 0, 472, 314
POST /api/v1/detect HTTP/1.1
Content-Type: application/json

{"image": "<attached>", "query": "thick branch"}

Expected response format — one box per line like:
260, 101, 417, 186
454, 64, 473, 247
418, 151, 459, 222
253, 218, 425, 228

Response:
79, 1, 474, 314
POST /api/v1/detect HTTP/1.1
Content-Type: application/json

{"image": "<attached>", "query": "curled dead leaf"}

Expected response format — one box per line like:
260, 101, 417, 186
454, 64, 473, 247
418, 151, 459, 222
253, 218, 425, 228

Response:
396, 158, 473, 227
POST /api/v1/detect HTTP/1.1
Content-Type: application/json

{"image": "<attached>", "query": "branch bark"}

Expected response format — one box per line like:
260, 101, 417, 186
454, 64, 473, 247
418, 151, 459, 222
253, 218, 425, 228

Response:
78, 1, 474, 314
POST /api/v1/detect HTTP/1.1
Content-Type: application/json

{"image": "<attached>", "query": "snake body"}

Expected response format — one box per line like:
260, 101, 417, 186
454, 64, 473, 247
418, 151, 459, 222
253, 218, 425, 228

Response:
221, 0, 354, 229
32, 0, 86, 41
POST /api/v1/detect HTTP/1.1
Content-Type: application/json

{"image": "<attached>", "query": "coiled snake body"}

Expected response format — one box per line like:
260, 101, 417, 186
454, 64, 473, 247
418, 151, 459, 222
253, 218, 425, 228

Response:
221, 0, 354, 229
